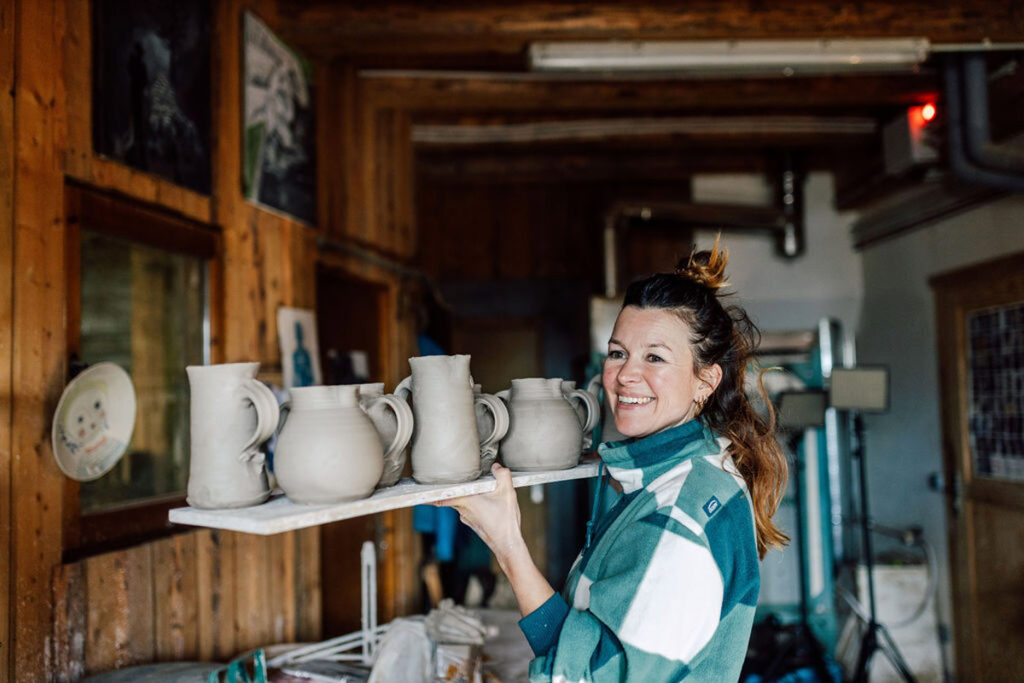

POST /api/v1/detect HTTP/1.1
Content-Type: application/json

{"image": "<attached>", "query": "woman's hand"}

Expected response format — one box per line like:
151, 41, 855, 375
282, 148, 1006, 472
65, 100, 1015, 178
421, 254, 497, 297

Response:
437, 463, 525, 566
437, 463, 555, 616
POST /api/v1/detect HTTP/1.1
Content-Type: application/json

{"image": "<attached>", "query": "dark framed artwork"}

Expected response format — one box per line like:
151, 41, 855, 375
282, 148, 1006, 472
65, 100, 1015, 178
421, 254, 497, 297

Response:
92, 0, 212, 194
967, 301, 1024, 482
242, 12, 316, 225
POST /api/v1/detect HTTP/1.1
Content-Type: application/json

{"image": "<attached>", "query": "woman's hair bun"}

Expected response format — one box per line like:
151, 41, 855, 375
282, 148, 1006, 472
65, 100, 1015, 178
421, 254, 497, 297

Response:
675, 235, 730, 290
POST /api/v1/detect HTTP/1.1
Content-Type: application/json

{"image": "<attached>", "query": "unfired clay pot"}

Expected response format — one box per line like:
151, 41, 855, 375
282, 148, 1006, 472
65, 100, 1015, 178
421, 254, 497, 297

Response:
561, 380, 602, 451
274, 385, 411, 504
186, 362, 279, 509
474, 383, 510, 475
498, 377, 597, 471
358, 382, 415, 488
396, 355, 508, 484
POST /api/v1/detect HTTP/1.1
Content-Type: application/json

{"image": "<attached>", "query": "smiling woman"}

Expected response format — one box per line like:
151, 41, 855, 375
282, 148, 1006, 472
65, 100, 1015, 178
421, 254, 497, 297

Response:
440, 238, 788, 682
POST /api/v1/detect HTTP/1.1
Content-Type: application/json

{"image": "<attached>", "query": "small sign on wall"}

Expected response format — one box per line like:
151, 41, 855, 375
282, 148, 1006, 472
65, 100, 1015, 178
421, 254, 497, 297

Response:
278, 307, 322, 389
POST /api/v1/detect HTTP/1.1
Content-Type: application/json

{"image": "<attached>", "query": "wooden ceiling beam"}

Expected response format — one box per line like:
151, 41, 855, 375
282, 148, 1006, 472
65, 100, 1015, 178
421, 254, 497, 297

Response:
274, 1, 1024, 60
362, 72, 939, 112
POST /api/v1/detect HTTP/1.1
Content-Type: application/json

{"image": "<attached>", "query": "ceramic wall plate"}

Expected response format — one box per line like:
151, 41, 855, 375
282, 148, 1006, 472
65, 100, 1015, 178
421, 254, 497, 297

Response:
51, 362, 137, 481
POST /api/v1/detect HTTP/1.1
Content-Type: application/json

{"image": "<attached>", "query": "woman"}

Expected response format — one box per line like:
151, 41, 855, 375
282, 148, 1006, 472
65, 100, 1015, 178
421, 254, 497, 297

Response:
441, 242, 788, 682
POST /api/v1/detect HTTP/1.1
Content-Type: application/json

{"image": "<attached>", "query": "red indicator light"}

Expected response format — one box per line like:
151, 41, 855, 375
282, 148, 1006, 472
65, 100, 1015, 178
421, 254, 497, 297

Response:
921, 103, 936, 122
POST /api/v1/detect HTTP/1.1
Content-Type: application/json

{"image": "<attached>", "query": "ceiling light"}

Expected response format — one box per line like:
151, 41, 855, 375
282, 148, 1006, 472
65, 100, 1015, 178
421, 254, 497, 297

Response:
528, 38, 931, 77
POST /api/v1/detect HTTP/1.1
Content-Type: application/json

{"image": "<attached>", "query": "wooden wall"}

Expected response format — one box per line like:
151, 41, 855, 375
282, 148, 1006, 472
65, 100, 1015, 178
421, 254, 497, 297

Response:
3, 1, 421, 680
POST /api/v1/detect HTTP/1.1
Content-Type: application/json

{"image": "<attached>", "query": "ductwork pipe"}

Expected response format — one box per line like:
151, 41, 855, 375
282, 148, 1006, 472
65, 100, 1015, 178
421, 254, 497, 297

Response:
944, 55, 1024, 193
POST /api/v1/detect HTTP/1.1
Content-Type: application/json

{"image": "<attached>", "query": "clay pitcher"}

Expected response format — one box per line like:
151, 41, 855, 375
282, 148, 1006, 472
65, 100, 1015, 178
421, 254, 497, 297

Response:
560, 379, 601, 451
474, 383, 510, 475
498, 377, 596, 471
186, 362, 279, 509
274, 385, 411, 504
396, 355, 508, 484
358, 382, 415, 487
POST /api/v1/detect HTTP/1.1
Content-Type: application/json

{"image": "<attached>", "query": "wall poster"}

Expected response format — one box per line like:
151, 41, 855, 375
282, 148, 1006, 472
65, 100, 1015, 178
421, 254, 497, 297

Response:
242, 12, 317, 225
92, 0, 212, 194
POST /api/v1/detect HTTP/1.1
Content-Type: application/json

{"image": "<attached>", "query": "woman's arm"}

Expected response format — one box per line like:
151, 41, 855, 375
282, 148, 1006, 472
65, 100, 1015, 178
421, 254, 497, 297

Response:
436, 463, 555, 617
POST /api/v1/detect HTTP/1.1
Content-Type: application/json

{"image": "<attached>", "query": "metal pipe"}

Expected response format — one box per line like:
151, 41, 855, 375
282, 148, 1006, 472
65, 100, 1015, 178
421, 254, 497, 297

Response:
962, 54, 1024, 173
944, 56, 1024, 193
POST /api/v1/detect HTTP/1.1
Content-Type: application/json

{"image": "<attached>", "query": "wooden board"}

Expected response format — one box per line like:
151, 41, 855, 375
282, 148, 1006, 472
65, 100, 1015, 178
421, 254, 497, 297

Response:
0, 0, 14, 679
11, 0, 68, 679
276, 1, 1024, 58
170, 462, 600, 535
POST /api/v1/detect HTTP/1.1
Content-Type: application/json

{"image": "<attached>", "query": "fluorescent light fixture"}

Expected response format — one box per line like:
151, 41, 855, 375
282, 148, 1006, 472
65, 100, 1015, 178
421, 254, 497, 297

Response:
528, 38, 930, 76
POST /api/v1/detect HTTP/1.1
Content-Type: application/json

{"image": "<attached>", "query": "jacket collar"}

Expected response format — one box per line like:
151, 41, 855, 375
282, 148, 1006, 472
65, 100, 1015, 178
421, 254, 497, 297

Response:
598, 419, 719, 493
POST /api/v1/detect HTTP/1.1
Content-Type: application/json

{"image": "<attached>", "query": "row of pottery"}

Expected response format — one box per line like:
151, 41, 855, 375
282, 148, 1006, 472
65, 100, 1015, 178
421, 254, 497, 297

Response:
184, 355, 600, 509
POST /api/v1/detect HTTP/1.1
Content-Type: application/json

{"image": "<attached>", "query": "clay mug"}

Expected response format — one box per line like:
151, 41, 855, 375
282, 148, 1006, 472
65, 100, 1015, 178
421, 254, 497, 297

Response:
186, 362, 279, 509
586, 374, 625, 444
474, 383, 510, 475
560, 380, 601, 451
395, 355, 508, 484
497, 377, 598, 471
358, 382, 415, 488
274, 385, 413, 504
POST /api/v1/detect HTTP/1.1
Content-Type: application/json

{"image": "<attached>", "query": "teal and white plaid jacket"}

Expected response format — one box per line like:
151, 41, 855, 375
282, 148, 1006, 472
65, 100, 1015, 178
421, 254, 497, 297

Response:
519, 419, 759, 682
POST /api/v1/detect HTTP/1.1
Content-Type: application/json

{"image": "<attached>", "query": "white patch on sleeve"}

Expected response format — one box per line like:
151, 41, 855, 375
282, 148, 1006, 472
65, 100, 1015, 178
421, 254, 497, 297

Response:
649, 459, 693, 509
572, 574, 594, 610
668, 507, 704, 537
618, 534, 723, 663
607, 466, 644, 493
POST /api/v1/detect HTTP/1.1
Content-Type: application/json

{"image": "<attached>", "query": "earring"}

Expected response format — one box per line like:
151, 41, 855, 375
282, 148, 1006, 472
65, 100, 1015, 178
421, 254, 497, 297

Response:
694, 395, 708, 416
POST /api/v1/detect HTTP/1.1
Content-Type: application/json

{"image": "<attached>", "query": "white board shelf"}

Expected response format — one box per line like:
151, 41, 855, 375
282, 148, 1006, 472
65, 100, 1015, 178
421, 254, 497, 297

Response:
169, 461, 600, 536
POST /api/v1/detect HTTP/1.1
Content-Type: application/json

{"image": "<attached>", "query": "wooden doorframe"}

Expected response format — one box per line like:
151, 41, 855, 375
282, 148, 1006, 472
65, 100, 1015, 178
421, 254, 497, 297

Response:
932, 250, 1024, 682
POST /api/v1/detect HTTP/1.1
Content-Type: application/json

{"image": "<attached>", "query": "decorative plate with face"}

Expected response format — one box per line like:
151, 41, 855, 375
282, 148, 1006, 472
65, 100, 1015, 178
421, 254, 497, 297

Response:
52, 362, 136, 481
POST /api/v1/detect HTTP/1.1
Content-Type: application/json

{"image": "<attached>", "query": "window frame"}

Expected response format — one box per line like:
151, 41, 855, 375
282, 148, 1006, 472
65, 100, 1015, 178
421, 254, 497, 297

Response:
62, 183, 222, 557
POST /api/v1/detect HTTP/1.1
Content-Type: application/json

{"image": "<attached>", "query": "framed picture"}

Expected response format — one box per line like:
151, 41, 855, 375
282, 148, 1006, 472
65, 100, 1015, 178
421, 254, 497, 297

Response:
242, 12, 317, 225
92, 0, 212, 194
277, 307, 322, 389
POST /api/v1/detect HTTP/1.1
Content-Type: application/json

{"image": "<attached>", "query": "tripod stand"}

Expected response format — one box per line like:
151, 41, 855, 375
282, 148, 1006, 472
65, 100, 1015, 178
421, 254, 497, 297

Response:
761, 429, 834, 683
850, 414, 916, 683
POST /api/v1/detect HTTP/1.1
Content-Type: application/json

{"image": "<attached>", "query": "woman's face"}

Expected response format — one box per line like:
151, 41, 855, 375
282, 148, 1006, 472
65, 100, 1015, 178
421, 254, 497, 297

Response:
603, 306, 720, 439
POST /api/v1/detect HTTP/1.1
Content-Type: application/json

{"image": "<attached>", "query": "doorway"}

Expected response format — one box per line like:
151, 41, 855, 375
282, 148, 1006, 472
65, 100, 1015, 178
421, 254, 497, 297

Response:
932, 251, 1024, 681
316, 266, 389, 635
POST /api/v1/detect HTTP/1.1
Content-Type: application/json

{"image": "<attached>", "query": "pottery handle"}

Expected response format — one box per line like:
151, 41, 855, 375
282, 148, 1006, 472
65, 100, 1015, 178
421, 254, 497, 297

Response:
475, 393, 509, 452
568, 388, 600, 435
240, 379, 279, 463
374, 394, 414, 463
395, 375, 413, 402
495, 389, 510, 403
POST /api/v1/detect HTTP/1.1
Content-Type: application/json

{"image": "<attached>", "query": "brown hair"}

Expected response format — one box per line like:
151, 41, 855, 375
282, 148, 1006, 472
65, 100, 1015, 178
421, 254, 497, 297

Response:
621, 238, 789, 558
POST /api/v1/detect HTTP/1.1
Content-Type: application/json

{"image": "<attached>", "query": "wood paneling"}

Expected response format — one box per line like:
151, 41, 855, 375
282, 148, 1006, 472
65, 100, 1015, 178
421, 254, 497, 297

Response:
50, 528, 314, 678
195, 529, 237, 662
84, 546, 155, 674
0, 0, 15, 679
152, 535, 199, 661
51, 563, 86, 683
9, 1, 340, 679
11, 1, 68, 680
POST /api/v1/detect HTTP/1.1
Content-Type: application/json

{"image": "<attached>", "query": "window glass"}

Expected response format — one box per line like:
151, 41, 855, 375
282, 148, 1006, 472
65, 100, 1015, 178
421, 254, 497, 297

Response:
78, 230, 208, 512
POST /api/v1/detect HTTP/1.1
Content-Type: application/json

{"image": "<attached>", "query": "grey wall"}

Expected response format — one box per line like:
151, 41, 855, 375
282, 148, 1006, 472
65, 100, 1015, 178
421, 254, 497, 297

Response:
856, 193, 1024, 660
694, 172, 863, 334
